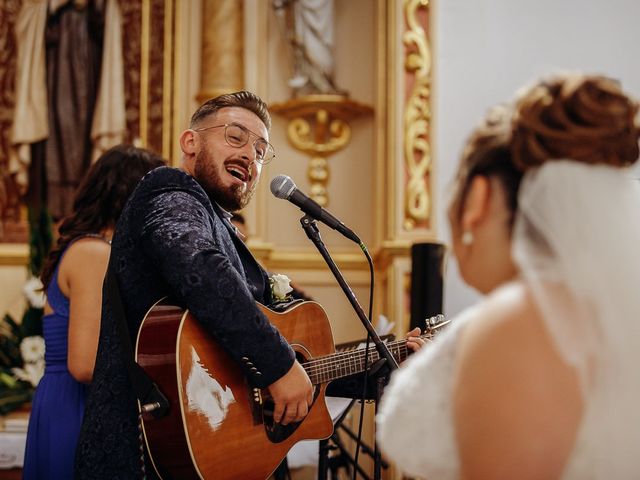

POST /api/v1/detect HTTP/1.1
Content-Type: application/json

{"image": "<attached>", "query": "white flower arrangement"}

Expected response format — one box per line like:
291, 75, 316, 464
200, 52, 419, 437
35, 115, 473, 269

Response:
11, 360, 44, 388
11, 336, 45, 387
270, 274, 293, 302
22, 277, 46, 309
20, 335, 45, 363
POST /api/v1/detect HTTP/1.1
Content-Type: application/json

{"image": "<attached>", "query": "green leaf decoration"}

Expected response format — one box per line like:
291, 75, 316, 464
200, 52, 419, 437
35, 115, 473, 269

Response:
28, 206, 53, 277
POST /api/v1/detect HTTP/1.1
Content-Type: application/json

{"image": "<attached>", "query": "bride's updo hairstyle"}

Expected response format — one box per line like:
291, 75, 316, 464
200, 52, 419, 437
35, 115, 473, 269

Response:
511, 74, 640, 169
450, 73, 640, 226
450, 105, 523, 226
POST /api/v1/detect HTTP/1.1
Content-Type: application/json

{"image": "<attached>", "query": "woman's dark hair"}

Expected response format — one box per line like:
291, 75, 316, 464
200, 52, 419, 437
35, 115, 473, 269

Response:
189, 90, 272, 131
41, 144, 165, 289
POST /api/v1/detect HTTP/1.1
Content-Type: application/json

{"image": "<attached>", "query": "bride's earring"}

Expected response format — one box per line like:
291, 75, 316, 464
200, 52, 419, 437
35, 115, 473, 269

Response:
461, 230, 474, 246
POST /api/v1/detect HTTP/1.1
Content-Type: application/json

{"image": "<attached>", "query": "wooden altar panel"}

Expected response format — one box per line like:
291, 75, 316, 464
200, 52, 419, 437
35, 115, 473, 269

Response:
0, 0, 176, 244
0, 0, 24, 243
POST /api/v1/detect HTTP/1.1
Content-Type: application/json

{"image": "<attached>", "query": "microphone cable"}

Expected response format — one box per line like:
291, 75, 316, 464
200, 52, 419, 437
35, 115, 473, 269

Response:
352, 241, 375, 480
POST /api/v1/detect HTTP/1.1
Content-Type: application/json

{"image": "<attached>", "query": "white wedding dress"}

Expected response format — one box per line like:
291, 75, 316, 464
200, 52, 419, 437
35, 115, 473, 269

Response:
377, 161, 640, 479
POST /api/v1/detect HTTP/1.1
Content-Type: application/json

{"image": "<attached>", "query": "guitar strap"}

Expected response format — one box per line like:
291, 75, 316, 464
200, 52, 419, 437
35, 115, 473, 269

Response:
106, 261, 169, 419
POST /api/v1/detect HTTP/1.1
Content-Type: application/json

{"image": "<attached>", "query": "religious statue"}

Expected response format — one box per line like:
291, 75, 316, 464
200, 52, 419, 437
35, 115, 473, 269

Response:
270, 0, 372, 207
9, 0, 125, 223
272, 0, 346, 97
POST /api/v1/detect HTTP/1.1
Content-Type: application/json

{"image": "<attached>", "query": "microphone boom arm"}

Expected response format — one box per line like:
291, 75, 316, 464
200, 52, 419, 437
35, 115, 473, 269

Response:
298, 215, 399, 372
271, 174, 361, 244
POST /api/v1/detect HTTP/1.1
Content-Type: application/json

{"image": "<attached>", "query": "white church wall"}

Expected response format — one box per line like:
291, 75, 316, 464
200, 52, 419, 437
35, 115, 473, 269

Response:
434, 0, 640, 316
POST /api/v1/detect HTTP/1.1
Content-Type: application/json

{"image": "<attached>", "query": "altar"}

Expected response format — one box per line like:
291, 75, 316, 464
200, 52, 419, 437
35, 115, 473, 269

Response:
0, 408, 28, 478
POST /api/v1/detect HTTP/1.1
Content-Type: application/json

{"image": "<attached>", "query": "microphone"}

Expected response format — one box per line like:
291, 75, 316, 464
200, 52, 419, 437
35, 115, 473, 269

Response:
270, 175, 361, 244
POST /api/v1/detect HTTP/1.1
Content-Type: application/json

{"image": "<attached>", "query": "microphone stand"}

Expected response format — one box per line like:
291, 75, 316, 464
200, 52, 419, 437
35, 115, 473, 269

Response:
299, 215, 398, 480
299, 215, 398, 371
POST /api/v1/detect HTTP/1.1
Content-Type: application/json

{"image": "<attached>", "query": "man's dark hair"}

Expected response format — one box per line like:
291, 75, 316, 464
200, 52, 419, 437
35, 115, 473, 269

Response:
189, 91, 272, 131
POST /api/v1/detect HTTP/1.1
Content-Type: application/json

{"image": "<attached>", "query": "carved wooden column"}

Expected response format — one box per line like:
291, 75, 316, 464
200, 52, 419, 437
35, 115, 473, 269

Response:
402, 0, 433, 231
373, 0, 434, 402
197, 0, 244, 103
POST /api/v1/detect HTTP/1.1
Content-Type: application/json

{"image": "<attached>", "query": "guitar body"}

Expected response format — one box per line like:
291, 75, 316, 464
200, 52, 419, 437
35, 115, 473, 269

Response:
136, 300, 335, 480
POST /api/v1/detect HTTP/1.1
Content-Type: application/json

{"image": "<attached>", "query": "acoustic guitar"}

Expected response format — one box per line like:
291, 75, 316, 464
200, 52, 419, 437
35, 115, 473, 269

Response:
135, 299, 448, 480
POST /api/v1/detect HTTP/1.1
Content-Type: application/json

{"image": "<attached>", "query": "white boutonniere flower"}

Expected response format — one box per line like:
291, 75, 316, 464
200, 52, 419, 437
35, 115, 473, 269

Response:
270, 274, 293, 302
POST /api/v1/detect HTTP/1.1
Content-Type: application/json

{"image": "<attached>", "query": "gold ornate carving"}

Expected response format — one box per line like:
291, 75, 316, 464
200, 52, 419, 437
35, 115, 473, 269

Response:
271, 95, 373, 206
403, 0, 432, 230
288, 111, 350, 155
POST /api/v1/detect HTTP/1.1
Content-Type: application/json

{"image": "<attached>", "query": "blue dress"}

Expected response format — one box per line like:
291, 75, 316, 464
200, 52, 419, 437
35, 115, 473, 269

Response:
23, 252, 88, 479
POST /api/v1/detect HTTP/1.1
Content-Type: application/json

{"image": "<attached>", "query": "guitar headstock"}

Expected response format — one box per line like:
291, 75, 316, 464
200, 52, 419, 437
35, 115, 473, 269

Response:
421, 314, 450, 341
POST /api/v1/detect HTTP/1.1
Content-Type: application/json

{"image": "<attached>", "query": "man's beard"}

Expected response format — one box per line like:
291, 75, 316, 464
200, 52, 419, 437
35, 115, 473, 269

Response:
193, 150, 257, 211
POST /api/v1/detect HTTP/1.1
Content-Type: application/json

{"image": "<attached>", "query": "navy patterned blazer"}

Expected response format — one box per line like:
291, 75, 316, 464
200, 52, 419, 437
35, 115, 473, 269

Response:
75, 167, 295, 479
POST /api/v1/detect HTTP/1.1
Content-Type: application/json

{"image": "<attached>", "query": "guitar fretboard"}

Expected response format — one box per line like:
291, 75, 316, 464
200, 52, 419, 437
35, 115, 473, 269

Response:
302, 335, 428, 385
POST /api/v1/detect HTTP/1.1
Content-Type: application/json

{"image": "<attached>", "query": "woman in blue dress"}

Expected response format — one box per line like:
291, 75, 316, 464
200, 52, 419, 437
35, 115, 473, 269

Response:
22, 145, 164, 479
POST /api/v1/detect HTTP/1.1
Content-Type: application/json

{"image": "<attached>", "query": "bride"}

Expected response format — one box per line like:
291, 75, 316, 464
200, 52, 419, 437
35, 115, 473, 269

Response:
376, 73, 640, 479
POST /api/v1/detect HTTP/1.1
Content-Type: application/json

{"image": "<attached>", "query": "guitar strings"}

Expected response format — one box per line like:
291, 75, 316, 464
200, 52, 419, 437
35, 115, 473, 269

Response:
304, 334, 427, 369
301, 334, 431, 382
300, 320, 450, 382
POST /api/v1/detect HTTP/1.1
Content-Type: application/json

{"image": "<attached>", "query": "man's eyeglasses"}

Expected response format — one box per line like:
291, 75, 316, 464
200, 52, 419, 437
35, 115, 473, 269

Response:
194, 123, 275, 165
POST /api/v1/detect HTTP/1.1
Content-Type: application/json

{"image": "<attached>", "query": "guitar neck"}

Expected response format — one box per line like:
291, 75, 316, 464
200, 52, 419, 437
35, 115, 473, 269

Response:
302, 335, 427, 386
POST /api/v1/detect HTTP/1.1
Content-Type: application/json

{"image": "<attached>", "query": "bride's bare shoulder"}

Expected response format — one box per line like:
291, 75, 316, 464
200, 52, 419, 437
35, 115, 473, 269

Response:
453, 281, 583, 480
460, 280, 538, 340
